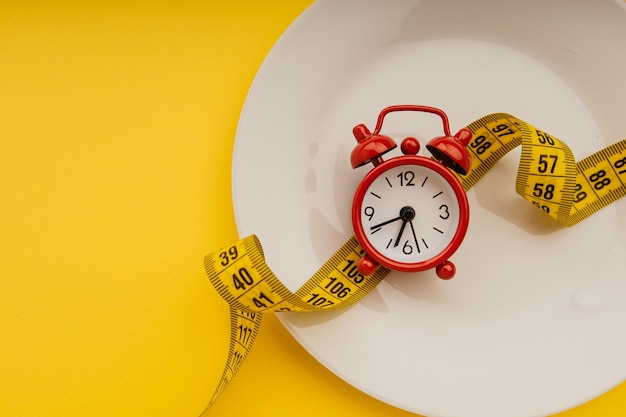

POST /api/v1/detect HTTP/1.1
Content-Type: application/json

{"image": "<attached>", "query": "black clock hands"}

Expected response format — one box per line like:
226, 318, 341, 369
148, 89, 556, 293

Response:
393, 206, 416, 247
370, 215, 402, 233
369, 206, 418, 249
394, 219, 408, 247
408, 220, 420, 254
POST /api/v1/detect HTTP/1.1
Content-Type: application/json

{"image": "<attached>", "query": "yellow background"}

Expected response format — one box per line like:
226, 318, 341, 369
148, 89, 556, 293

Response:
1, 1, 624, 416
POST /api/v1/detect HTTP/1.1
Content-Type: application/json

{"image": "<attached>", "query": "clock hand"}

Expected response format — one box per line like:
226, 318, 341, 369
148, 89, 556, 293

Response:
394, 219, 408, 247
369, 215, 403, 231
394, 206, 416, 248
409, 220, 420, 254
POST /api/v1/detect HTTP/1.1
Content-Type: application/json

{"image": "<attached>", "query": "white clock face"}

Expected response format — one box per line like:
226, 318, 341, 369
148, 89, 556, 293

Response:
358, 163, 461, 265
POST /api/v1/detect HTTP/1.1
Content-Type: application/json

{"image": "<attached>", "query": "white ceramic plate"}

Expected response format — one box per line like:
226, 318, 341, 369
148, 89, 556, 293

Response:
232, 1, 626, 416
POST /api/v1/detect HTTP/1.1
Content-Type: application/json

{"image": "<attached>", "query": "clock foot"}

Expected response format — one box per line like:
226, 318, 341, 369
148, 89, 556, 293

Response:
435, 261, 455, 280
357, 255, 378, 277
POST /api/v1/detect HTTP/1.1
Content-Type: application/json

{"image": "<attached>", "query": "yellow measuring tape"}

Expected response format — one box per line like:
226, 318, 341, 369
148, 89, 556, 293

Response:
200, 113, 626, 415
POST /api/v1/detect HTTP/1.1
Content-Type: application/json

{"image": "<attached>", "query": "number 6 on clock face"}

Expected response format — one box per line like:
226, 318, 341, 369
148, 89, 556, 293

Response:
352, 156, 469, 273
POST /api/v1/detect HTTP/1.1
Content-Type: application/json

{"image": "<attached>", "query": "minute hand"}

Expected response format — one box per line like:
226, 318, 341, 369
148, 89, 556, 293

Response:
369, 215, 402, 231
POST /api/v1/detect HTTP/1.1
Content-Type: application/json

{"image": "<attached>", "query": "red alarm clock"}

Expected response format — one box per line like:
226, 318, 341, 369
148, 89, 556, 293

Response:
350, 105, 472, 280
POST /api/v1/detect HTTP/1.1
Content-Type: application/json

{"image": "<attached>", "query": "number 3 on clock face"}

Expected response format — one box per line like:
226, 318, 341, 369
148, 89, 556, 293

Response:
351, 156, 469, 272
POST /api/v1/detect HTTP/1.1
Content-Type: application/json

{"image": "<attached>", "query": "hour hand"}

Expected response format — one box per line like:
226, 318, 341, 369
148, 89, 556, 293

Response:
393, 206, 415, 247
393, 219, 408, 247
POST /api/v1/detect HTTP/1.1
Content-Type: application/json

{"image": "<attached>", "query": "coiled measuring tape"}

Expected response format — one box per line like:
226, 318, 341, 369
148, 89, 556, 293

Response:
200, 113, 626, 415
